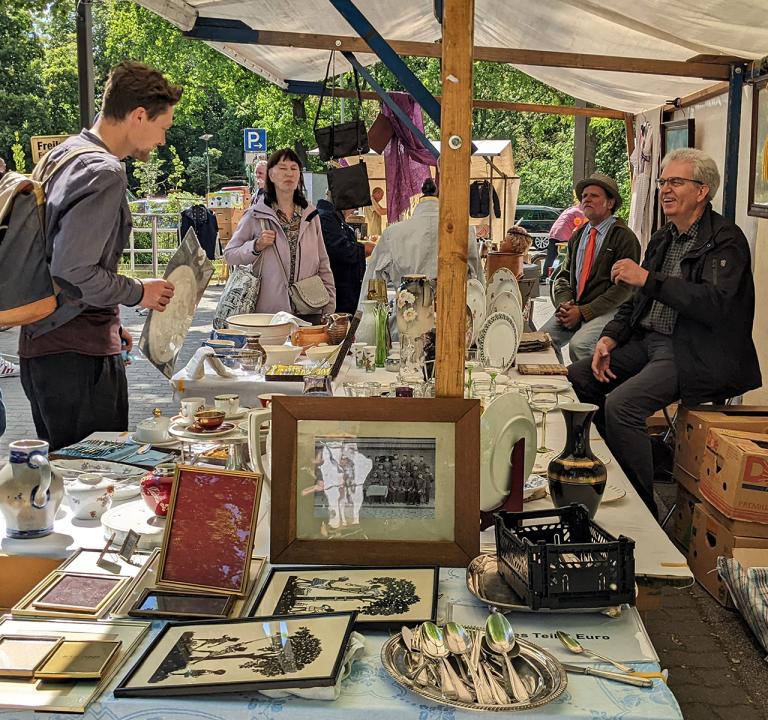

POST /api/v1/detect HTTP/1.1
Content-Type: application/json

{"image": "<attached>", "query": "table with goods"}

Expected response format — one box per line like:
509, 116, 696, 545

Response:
0, 271, 688, 718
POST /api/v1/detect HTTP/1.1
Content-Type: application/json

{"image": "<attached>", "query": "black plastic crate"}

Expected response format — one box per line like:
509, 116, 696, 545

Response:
494, 504, 636, 610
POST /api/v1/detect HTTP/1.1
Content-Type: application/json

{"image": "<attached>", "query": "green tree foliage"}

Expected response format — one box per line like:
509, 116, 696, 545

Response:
11, 132, 26, 173
133, 148, 164, 197
1, 0, 628, 208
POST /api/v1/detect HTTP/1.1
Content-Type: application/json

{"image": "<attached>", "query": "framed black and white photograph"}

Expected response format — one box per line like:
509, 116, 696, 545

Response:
250, 566, 439, 629
114, 613, 356, 697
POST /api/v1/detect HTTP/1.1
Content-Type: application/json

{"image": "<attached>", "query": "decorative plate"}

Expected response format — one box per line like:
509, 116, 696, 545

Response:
466, 554, 622, 615
488, 275, 522, 314
100, 500, 166, 549
601, 483, 627, 503
466, 278, 486, 344
381, 626, 567, 711
489, 289, 520, 316
480, 393, 537, 512
477, 312, 520, 371
488, 267, 517, 300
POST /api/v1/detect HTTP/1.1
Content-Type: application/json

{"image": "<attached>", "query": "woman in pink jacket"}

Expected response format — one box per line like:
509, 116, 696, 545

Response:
224, 148, 336, 323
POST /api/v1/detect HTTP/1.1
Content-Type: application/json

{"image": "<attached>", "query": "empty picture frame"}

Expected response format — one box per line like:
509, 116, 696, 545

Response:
0, 636, 63, 678
114, 613, 356, 697
270, 397, 480, 567
250, 566, 439, 629
129, 589, 235, 620
157, 466, 263, 596
661, 118, 695, 157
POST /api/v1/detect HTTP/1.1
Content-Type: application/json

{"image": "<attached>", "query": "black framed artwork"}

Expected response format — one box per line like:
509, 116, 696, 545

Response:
661, 118, 695, 158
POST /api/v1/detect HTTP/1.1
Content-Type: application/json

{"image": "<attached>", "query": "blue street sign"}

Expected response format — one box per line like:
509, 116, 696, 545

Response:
243, 128, 267, 152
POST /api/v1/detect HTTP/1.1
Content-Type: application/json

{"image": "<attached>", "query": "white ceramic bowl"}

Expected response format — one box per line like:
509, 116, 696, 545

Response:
305, 344, 341, 363
226, 314, 293, 345
262, 344, 302, 367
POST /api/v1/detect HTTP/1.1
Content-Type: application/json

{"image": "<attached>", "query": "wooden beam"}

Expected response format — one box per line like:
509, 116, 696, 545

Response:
205, 27, 734, 81
436, 0, 474, 398
314, 87, 624, 118
624, 113, 635, 179
663, 81, 729, 112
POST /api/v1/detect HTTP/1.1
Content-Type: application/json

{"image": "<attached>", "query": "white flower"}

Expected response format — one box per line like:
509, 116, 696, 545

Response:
397, 290, 416, 308
402, 307, 417, 323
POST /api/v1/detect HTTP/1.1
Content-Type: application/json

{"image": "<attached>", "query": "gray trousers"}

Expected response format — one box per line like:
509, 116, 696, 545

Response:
567, 331, 679, 518
540, 308, 617, 364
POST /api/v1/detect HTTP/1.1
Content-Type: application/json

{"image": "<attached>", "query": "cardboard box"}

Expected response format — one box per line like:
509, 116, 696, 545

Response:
688, 503, 768, 607
0, 555, 62, 612
701, 429, 768, 524
212, 207, 244, 243
673, 463, 700, 499
675, 406, 768, 479
670, 484, 699, 551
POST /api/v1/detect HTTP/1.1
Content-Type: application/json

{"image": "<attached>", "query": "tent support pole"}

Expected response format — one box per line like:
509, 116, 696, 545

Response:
723, 64, 746, 221
341, 51, 439, 160
325, 0, 442, 127
435, 0, 474, 398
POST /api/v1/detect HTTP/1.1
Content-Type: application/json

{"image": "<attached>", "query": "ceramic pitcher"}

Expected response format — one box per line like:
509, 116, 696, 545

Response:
247, 408, 272, 486
0, 439, 64, 538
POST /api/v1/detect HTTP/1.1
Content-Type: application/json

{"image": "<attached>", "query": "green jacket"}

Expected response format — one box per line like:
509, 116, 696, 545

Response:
552, 218, 640, 322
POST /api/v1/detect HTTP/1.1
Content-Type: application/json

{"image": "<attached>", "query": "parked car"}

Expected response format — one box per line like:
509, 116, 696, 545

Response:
514, 205, 562, 249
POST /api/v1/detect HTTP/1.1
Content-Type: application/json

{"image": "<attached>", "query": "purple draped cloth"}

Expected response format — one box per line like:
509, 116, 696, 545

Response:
381, 92, 437, 224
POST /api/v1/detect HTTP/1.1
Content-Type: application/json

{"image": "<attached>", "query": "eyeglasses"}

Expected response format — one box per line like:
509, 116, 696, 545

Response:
655, 177, 705, 189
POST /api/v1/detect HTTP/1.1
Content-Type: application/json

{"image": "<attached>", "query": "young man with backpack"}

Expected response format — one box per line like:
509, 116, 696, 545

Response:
17, 62, 182, 449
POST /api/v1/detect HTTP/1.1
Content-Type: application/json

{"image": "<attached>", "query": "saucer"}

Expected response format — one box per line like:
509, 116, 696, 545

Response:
169, 421, 237, 439
129, 433, 179, 448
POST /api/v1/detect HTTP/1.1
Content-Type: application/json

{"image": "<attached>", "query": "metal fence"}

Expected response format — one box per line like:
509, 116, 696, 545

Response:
126, 212, 180, 276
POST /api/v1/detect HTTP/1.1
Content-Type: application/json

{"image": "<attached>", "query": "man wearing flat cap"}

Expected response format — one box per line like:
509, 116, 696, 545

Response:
542, 173, 640, 363
568, 149, 761, 517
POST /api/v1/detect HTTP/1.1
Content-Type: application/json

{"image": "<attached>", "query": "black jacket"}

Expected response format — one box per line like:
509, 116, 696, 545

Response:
602, 204, 761, 405
180, 205, 219, 260
316, 199, 365, 314
469, 181, 501, 219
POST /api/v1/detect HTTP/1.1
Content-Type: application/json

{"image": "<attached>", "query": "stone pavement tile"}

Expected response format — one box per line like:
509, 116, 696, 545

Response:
712, 704, 768, 720
669, 681, 751, 708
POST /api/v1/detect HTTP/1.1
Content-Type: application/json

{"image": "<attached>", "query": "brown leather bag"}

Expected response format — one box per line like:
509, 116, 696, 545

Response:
368, 112, 395, 153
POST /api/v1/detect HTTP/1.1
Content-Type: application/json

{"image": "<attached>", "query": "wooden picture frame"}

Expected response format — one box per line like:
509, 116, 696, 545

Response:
249, 565, 439, 630
749, 77, 768, 218
129, 589, 235, 620
270, 397, 480, 567
114, 613, 356, 697
157, 466, 263, 596
661, 117, 695, 158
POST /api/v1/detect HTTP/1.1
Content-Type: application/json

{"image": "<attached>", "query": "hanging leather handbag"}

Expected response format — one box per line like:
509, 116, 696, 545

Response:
273, 243, 330, 316
313, 53, 369, 161
327, 160, 372, 211
368, 111, 395, 153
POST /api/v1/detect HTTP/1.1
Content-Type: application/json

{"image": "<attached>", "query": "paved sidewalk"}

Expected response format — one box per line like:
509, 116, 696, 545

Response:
0, 287, 767, 717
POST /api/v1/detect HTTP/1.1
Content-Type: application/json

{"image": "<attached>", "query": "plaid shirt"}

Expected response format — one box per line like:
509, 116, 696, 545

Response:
640, 218, 700, 335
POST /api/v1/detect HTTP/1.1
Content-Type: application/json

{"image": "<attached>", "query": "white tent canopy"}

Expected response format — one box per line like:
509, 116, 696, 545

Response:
136, 0, 768, 113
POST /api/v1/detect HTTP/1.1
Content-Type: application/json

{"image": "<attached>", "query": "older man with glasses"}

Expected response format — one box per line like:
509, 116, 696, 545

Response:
567, 148, 761, 518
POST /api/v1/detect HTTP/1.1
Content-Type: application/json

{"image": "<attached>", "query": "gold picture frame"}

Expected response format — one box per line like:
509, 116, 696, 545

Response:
0, 635, 64, 679
14, 572, 131, 620
157, 465, 263, 596
34, 639, 122, 680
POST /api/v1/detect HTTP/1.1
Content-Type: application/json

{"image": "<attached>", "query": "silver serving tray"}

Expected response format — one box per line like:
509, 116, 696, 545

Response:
381, 632, 567, 712
466, 554, 623, 615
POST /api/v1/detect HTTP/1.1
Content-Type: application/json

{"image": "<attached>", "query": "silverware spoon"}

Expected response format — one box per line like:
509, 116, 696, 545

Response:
556, 630, 633, 673
485, 613, 530, 703
421, 622, 473, 703
445, 622, 489, 704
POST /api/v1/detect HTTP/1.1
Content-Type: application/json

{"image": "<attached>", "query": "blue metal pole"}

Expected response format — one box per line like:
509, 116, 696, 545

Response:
342, 51, 439, 160
722, 64, 745, 221
326, 0, 442, 127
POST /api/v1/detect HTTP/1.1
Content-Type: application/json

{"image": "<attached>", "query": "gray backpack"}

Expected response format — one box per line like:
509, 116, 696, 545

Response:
0, 145, 107, 326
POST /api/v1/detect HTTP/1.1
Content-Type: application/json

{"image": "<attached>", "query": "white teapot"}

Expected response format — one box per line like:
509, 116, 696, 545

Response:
65, 473, 114, 520
135, 408, 171, 443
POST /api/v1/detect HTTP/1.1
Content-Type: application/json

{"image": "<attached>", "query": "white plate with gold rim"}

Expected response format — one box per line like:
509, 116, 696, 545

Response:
477, 312, 519, 371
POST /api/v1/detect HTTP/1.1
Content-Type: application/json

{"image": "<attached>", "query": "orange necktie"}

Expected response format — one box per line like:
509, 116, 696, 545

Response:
577, 227, 598, 299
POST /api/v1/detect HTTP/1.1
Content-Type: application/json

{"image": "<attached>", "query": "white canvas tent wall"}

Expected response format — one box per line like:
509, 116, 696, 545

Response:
135, 0, 768, 114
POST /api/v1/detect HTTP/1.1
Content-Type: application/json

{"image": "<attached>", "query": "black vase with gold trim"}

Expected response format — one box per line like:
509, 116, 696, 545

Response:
547, 402, 607, 518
